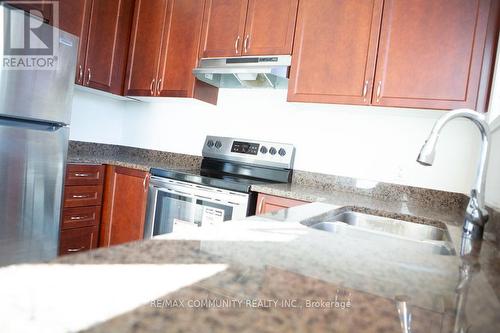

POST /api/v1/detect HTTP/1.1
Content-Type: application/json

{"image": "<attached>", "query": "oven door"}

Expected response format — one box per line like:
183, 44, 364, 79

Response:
144, 177, 249, 239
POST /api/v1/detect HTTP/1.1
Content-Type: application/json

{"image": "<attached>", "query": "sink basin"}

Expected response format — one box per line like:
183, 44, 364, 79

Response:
326, 211, 449, 241
307, 211, 455, 256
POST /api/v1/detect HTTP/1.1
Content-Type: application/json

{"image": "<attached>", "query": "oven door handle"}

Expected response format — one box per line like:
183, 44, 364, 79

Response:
156, 186, 241, 207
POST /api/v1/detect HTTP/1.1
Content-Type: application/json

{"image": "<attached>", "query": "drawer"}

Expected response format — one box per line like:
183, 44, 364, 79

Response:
256, 193, 309, 215
59, 226, 99, 256
61, 206, 101, 230
65, 164, 105, 186
63, 185, 103, 208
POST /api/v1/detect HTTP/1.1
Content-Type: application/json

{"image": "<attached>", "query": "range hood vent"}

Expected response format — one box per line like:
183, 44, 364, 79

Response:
193, 55, 291, 89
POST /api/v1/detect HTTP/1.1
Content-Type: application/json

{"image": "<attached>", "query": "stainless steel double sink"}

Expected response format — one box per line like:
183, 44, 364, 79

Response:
306, 210, 455, 256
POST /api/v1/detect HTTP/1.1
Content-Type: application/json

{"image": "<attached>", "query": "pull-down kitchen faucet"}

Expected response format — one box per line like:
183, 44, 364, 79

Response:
417, 109, 491, 241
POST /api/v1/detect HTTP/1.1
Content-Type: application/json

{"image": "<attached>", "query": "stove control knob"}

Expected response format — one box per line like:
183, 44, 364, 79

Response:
260, 146, 268, 154
278, 148, 286, 157
207, 140, 214, 148
269, 147, 277, 155
215, 140, 222, 149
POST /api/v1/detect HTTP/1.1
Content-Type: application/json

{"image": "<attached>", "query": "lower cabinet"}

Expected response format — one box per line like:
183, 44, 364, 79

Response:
59, 164, 105, 256
99, 165, 150, 247
256, 193, 308, 215
59, 226, 99, 255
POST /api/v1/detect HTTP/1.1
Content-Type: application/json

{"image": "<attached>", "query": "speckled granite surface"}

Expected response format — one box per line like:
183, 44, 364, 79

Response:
68, 141, 499, 240
46, 203, 500, 333
67, 141, 202, 172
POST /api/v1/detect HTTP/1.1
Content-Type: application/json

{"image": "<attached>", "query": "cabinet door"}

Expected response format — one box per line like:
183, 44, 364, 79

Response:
125, 0, 168, 96
84, 0, 134, 95
256, 193, 307, 215
100, 166, 150, 247
157, 0, 205, 97
287, 0, 383, 105
6, 0, 52, 23
372, 0, 492, 110
59, 0, 92, 85
199, 0, 249, 58
242, 0, 298, 55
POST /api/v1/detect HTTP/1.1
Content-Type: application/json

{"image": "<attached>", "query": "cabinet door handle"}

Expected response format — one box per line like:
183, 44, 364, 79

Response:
258, 197, 265, 214
78, 65, 83, 83
70, 215, 89, 221
67, 246, 85, 252
150, 78, 156, 96
86, 68, 92, 86
362, 80, 369, 101
156, 78, 162, 96
243, 35, 249, 53
235, 36, 240, 54
72, 194, 90, 199
376, 81, 382, 102
74, 173, 91, 177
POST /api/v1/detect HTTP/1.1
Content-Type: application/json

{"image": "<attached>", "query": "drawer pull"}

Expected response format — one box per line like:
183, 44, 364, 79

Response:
72, 194, 90, 199
70, 215, 89, 221
67, 246, 85, 252
74, 173, 91, 177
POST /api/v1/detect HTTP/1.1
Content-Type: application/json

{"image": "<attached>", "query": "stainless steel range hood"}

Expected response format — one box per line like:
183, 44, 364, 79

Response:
193, 55, 291, 89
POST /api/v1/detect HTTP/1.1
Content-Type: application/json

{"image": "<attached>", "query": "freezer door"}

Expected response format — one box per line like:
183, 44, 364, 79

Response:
0, 117, 69, 266
0, 6, 78, 124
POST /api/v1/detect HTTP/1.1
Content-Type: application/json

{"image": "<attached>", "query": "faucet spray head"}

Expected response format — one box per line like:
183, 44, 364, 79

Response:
417, 136, 438, 166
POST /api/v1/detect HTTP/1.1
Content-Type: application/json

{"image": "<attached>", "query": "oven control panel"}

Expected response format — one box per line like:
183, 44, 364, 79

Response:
231, 141, 259, 155
202, 136, 295, 169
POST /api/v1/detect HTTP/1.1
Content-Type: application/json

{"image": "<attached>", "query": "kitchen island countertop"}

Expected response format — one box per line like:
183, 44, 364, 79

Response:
2, 202, 499, 333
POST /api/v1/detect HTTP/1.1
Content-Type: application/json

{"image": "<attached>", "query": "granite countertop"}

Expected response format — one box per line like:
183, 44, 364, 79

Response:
2, 203, 500, 333
37, 141, 499, 332
66, 141, 203, 172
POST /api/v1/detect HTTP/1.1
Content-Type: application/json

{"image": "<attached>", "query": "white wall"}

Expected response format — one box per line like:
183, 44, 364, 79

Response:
485, 39, 500, 209
70, 88, 481, 195
69, 34, 500, 208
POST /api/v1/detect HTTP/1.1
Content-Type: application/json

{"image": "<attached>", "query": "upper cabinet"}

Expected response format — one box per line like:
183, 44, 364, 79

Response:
288, 0, 498, 111
199, 0, 248, 57
59, 0, 134, 95
288, 0, 383, 105
6, 0, 53, 23
125, 0, 217, 102
199, 0, 298, 57
242, 0, 298, 55
59, 0, 92, 86
126, 0, 203, 97
124, 0, 168, 97
373, 0, 494, 110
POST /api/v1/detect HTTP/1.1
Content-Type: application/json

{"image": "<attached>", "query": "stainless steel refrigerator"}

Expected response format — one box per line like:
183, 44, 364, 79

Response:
0, 5, 78, 266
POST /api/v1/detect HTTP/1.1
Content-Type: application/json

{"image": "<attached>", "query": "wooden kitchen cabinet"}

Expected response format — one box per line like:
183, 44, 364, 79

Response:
372, 0, 495, 111
6, 0, 53, 23
125, 0, 168, 97
99, 165, 150, 247
199, 0, 249, 58
256, 193, 308, 215
125, 0, 217, 102
58, 0, 134, 95
58, 0, 92, 85
242, 0, 298, 55
59, 164, 104, 256
60, 226, 99, 255
199, 0, 298, 57
289, 0, 498, 111
288, 0, 384, 105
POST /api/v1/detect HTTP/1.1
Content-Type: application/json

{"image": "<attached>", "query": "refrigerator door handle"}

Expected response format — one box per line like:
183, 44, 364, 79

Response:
0, 117, 66, 132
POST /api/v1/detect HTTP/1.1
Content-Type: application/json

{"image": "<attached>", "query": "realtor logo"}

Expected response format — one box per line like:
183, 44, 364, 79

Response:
2, 1, 59, 70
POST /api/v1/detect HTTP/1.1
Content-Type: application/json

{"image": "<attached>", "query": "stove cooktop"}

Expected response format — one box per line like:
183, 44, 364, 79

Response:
151, 136, 295, 193
150, 167, 284, 193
